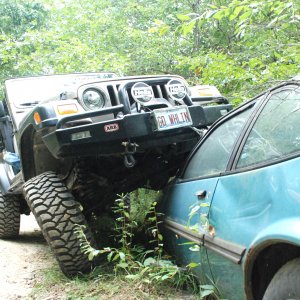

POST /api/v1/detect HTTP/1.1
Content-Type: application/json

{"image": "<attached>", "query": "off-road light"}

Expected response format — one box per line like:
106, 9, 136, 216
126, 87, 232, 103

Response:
166, 79, 187, 101
82, 88, 106, 110
131, 82, 154, 104
57, 103, 79, 115
71, 130, 91, 141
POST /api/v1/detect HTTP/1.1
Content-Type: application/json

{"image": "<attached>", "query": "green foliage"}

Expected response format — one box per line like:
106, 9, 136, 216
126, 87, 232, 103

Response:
0, 0, 47, 38
169, 0, 300, 103
0, 0, 299, 105
76, 192, 201, 294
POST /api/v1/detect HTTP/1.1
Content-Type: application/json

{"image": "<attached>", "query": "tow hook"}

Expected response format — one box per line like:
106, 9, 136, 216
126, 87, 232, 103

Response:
122, 142, 139, 168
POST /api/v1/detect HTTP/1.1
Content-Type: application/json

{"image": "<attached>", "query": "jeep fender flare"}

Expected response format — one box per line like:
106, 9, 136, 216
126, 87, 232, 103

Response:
19, 124, 36, 181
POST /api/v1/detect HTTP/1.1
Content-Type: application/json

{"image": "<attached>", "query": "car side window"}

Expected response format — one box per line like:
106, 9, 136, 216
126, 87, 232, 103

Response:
183, 107, 254, 180
237, 86, 300, 168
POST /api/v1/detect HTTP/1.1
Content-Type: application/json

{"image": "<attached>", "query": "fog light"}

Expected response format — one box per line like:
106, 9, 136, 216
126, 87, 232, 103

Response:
71, 131, 91, 141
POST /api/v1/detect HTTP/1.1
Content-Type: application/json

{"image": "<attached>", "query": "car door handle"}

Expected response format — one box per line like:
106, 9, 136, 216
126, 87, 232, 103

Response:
195, 190, 207, 200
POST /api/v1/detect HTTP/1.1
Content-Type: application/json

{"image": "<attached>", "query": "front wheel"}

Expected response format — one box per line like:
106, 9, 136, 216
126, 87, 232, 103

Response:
0, 190, 20, 238
263, 258, 300, 300
23, 171, 95, 277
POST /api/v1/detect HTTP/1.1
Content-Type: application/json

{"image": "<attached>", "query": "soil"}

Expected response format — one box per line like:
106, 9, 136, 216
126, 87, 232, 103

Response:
0, 214, 54, 300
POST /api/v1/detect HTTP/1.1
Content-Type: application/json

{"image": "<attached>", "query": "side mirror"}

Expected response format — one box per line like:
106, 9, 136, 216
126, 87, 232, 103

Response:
0, 101, 6, 118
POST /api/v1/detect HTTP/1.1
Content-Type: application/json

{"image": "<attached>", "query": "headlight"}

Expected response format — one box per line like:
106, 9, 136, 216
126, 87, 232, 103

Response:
81, 88, 106, 110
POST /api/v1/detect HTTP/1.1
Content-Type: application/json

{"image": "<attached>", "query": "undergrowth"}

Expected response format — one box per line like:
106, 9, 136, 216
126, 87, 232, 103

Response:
75, 191, 218, 299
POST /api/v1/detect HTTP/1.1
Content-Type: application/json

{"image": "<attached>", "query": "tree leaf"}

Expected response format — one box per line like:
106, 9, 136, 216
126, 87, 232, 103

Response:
238, 10, 252, 21
177, 14, 191, 22
213, 9, 225, 20
229, 5, 244, 20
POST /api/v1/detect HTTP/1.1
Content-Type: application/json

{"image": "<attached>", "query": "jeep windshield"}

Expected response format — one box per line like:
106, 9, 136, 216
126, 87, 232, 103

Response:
5, 72, 118, 108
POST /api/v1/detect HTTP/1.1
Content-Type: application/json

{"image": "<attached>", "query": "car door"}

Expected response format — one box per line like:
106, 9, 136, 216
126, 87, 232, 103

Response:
207, 84, 300, 299
161, 99, 259, 283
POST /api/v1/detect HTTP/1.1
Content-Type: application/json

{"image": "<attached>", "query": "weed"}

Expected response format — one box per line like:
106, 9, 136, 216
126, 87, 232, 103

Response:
76, 191, 200, 296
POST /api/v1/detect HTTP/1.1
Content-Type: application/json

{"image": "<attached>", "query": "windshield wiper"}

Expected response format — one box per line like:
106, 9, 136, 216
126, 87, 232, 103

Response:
20, 101, 40, 106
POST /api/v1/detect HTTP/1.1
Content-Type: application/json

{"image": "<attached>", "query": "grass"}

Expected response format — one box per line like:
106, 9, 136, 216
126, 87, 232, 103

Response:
29, 189, 211, 300
31, 264, 198, 299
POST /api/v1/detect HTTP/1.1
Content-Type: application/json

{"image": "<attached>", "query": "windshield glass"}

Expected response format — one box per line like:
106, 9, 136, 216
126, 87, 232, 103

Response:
5, 72, 118, 108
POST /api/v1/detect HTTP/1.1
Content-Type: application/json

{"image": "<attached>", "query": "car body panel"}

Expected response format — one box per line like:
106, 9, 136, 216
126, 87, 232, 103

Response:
206, 158, 300, 298
161, 79, 300, 299
210, 157, 300, 248
206, 248, 244, 300
161, 177, 219, 227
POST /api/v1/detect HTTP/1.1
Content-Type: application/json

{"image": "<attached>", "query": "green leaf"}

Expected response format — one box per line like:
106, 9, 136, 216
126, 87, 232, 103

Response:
107, 252, 113, 262
112, 253, 120, 261
201, 284, 214, 289
186, 262, 200, 268
88, 252, 94, 261
117, 262, 128, 269
144, 257, 156, 266
181, 20, 196, 35
177, 14, 191, 22
267, 17, 279, 28
213, 10, 225, 20
189, 245, 201, 252
201, 289, 214, 297
161, 274, 171, 280
158, 234, 163, 241
229, 5, 244, 20
188, 205, 200, 217
119, 252, 126, 261
159, 25, 170, 36
238, 10, 252, 21
125, 274, 139, 280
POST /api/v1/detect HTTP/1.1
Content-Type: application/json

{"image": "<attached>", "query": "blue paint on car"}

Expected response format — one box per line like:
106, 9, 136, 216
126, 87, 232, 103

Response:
160, 79, 300, 299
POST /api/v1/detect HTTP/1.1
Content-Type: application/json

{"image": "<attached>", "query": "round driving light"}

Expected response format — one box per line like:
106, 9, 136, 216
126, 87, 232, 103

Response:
131, 82, 154, 104
166, 79, 187, 101
82, 88, 106, 110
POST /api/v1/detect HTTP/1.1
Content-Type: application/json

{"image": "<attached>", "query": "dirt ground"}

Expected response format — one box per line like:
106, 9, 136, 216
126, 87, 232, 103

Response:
0, 214, 54, 300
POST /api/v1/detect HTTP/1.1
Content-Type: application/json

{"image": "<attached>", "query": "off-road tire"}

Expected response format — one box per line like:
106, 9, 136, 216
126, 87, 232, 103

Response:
0, 191, 20, 238
23, 171, 95, 276
263, 258, 300, 300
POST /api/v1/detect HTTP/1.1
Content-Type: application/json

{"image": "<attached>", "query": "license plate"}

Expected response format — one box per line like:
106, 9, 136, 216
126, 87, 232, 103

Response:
152, 106, 193, 131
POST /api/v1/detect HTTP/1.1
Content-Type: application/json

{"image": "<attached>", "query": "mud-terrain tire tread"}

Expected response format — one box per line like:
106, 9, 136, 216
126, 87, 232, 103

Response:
23, 171, 94, 276
0, 191, 20, 238
263, 257, 300, 300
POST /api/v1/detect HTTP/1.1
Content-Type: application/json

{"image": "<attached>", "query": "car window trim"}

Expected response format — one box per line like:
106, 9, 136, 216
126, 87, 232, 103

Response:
226, 94, 269, 172
178, 99, 262, 183
225, 150, 300, 176
231, 84, 300, 171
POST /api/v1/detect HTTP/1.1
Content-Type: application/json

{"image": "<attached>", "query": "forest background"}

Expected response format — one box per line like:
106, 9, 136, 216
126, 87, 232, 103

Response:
0, 0, 299, 105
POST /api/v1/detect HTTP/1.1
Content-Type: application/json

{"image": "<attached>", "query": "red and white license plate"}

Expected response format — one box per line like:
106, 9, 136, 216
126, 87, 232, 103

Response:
152, 106, 193, 131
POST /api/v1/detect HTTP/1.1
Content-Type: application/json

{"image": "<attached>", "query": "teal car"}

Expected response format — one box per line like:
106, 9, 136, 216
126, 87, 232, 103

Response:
161, 78, 300, 300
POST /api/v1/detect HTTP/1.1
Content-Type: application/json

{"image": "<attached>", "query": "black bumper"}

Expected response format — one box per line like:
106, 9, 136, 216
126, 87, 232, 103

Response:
41, 104, 230, 158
